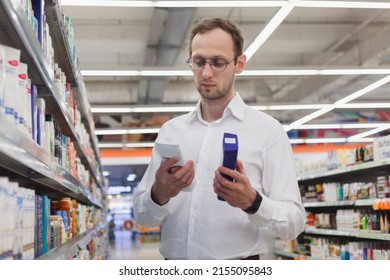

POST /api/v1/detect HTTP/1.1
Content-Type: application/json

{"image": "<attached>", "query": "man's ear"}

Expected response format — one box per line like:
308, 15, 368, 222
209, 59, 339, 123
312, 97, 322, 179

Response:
235, 54, 246, 74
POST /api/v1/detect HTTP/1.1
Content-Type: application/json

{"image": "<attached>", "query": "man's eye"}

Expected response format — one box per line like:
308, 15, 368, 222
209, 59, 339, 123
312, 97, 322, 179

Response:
193, 58, 205, 66
212, 59, 226, 67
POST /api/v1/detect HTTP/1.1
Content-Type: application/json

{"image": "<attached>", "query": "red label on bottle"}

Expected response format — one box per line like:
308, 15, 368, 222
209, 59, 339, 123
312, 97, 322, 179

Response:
18, 73, 27, 80
8, 60, 18, 67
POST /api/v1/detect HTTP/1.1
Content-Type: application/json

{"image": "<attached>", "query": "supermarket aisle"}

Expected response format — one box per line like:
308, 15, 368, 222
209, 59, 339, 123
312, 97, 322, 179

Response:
108, 230, 163, 260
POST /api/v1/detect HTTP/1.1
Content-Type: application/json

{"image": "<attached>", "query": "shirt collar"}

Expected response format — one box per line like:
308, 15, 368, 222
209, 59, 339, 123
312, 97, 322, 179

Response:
184, 93, 246, 124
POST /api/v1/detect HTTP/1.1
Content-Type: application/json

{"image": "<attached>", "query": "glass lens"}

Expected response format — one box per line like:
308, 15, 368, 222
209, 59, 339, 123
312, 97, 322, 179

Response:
192, 58, 206, 70
188, 57, 230, 71
211, 58, 228, 71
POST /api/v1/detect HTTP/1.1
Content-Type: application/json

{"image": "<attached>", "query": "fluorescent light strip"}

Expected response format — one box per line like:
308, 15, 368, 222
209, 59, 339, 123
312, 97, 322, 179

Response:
296, 1, 390, 9
92, 104, 327, 114
288, 106, 335, 129
348, 137, 375, 143
244, 3, 295, 61
289, 137, 375, 144
155, 1, 287, 8
61, 1, 390, 9
319, 69, 390, 75
98, 142, 155, 148
91, 106, 195, 114
61, 0, 287, 8
336, 103, 390, 109
265, 104, 327, 110
348, 125, 390, 141
91, 102, 390, 114
95, 128, 160, 135
81, 68, 390, 77
296, 123, 389, 130
81, 70, 191, 76
305, 138, 347, 144
61, 0, 154, 7
98, 137, 374, 148
95, 123, 390, 136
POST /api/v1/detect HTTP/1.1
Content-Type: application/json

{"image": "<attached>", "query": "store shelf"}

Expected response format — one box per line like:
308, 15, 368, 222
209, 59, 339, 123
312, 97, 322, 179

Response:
354, 198, 381, 207
39, 222, 108, 260
93, 222, 108, 260
44, 0, 93, 134
273, 249, 299, 259
303, 201, 355, 208
0, 0, 73, 136
0, 115, 101, 208
305, 227, 390, 241
0, 0, 107, 261
297, 159, 390, 183
303, 199, 380, 208
273, 249, 339, 260
298, 156, 389, 243
44, 0, 101, 163
0, 0, 104, 189
36, 226, 99, 260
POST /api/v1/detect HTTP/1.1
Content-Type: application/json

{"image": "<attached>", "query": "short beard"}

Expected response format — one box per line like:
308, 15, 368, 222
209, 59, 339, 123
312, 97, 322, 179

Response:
197, 76, 234, 101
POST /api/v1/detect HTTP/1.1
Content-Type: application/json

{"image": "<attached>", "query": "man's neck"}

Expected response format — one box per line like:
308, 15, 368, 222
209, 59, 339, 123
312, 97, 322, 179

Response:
200, 93, 235, 122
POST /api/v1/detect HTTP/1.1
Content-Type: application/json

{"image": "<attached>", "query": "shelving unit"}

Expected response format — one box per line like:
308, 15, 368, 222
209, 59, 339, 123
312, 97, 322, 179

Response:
0, 0, 107, 260
44, 0, 102, 170
297, 158, 390, 183
274, 158, 390, 260
304, 227, 390, 241
36, 222, 107, 260
273, 249, 339, 260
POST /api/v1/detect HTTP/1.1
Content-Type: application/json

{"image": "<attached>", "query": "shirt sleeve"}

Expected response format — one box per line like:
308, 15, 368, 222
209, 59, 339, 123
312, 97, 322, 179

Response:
248, 123, 306, 240
133, 144, 170, 227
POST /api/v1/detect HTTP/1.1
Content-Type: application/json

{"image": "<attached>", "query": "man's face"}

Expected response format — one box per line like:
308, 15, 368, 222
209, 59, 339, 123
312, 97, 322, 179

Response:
190, 28, 245, 102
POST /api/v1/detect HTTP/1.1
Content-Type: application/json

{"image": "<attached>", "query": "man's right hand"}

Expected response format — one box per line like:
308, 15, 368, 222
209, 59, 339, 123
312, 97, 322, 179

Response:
151, 157, 195, 205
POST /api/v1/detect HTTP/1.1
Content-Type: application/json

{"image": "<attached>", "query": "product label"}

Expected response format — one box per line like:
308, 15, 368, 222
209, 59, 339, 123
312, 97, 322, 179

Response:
5, 106, 13, 116
18, 73, 27, 80
8, 60, 18, 67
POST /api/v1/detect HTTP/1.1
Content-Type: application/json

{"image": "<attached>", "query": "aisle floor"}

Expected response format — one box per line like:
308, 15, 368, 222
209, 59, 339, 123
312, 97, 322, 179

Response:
108, 230, 163, 260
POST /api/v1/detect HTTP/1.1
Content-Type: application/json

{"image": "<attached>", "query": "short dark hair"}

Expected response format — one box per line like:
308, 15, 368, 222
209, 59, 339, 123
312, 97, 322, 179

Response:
189, 17, 244, 63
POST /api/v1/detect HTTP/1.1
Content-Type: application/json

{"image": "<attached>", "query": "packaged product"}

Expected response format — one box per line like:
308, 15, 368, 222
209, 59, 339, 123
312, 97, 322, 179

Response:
2, 45, 21, 125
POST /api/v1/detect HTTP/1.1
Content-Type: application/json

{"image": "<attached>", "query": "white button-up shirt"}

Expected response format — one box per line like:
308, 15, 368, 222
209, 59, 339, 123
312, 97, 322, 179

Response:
133, 93, 306, 260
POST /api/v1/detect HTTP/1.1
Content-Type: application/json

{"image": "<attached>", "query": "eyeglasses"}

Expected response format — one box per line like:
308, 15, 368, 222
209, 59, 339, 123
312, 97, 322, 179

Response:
186, 57, 234, 72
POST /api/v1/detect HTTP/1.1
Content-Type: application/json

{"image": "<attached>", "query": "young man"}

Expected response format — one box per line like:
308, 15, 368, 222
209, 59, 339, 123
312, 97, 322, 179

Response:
133, 17, 306, 260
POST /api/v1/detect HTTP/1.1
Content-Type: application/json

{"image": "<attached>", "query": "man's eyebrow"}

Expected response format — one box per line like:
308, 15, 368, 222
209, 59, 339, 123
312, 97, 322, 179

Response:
193, 56, 226, 60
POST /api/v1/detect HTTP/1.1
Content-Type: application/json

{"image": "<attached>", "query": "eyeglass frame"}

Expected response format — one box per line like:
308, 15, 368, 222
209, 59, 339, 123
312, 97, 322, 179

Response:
186, 56, 236, 72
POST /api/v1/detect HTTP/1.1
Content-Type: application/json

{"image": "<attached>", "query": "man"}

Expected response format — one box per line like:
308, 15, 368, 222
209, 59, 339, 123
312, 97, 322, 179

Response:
133, 17, 306, 260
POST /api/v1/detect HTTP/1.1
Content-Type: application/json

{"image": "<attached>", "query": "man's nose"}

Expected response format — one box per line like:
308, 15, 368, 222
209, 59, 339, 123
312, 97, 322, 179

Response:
201, 62, 214, 77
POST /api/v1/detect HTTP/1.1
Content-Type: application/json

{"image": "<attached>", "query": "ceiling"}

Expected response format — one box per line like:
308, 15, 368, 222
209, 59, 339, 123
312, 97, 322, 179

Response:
61, 1, 390, 148
103, 164, 148, 193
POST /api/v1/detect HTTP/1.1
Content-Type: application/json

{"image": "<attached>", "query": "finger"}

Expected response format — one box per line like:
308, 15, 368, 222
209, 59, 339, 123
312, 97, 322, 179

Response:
182, 171, 195, 187
177, 167, 194, 186
214, 171, 235, 198
236, 159, 246, 175
173, 160, 193, 176
218, 166, 237, 182
213, 171, 222, 189
161, 157, 180, 172
168, 165, 182, 174
213, 180, 230, 201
